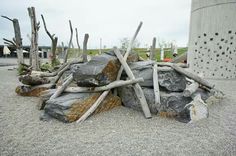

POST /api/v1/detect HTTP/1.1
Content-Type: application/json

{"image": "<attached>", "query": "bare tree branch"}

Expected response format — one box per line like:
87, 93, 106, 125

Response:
64, 20, 73, 63
3, 38, 16, 47
1, 15, 13, 22
75, 28, 80, 56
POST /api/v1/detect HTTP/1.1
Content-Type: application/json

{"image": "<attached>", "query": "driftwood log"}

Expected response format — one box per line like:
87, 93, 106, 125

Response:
28, 7, 40, 71
41, 14, 58, 66
153, 64, 161, 105
150, 37, 156, 60
114, 48, 151, 118
64, 20, 73, 63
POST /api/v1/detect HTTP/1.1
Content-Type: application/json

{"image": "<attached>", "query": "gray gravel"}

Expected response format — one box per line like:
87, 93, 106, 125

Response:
0, 65, 236, 156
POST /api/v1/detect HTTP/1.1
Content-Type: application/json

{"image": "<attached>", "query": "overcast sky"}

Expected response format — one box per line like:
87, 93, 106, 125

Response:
0, 0, 191, 49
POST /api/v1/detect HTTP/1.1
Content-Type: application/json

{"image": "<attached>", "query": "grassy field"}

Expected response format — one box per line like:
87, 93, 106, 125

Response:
67, 47, 187, 61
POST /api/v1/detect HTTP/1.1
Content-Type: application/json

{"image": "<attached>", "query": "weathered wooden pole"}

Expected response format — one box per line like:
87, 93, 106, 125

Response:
28, 7, 40, 71
64, 20, 73, 63
114, 48, 152, 119
75, 28, 81, 58
41, 14, 58, 66
1, 15, 24, 65
150, 37, 156, 60
99, 38, 102, 55
82, 34, 89, 62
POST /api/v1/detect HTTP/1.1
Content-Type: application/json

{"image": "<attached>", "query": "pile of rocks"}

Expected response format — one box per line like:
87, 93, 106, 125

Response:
15, 49, 222, 123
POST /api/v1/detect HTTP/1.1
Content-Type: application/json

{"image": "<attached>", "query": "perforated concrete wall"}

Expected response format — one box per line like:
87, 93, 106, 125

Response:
188, 0, 236, 79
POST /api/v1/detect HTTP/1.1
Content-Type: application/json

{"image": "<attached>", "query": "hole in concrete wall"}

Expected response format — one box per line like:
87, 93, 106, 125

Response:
204, 33, 207, 36
198, 36, 201, 38
210, 38, 213, 41
222, 52, 225, 55
204, 41, 207, 44
228, 30, 232, 34
217, 43, 220, 45
230, 36, 234, 40
216, 54, 219, 57
227, 47, 229, 51
230, 42, 233, 45
195, 42, 197, 45
225, 40, 228, 43
221, 38, 224, 41
219, 46, 222, 49
215, 33, 219, 36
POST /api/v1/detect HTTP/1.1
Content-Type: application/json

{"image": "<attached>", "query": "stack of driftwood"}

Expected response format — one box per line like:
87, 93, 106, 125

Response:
15, 22, 223, 124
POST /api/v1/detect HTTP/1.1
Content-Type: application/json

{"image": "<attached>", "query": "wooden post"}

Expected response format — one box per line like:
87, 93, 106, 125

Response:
1, 16, 24, 65
75, 28, 81, 58
82, 34, 89, 62
99, 38, 102, 55
153, 64, 161, 105
64, 20, 73, 63
28, 7, 40, 71
114, 48, 152, 118
150, 37, 156, 60
41, 14, 58, 66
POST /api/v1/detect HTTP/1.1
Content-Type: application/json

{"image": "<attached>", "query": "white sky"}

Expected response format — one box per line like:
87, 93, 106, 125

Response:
0, 0, 192, 49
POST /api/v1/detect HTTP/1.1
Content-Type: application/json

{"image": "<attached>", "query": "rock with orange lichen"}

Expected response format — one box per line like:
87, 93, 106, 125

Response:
44, 92, 121, 123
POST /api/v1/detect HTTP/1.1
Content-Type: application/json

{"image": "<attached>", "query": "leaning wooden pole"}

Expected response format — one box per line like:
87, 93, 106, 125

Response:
64, 20, 73, 63
28, 7, 40, 71
114, 48, 152, 118
75, 28, 81, 58
153, 64, 161, 106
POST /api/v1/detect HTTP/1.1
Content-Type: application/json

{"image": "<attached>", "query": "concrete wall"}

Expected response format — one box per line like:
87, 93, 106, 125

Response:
188, 0, 236, 79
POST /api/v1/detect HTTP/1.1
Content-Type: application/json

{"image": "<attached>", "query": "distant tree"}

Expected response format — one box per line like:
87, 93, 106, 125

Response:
120, 37, 140, 49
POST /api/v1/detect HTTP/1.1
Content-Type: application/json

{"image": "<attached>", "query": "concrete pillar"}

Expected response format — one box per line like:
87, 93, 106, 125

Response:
188, 0, 236, 79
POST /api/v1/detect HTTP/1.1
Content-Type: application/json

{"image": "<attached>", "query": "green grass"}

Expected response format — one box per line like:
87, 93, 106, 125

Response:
67, 47, 188, 61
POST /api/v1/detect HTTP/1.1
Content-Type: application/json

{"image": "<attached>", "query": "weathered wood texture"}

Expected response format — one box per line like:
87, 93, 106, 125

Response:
114, 48, 152, 118
44, 92, 121, 123
19, 75, 50, 86
150, 37, 156, 60
28, 7, 40, 71
75, 28, 81, 57
153, 64, 161, 105
82, 34, 89, 62
64, 20, 73, 63
41, 14, 58, 65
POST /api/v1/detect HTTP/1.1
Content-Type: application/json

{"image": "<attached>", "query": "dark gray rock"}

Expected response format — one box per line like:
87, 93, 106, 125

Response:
73, 53, 120, 87
126, 61, 187, 91
118, 86, 192, 114
44, 92, 121, 123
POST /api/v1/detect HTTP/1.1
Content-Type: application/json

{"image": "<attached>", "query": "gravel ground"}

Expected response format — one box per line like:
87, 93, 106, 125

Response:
0, 64, 236, 156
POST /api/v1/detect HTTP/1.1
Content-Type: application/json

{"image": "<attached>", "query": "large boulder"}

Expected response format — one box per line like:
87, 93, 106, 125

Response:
118, 86, 192, 114
73, 50, 139, 87
127, 61, 187, 91
44, 92, 121, 123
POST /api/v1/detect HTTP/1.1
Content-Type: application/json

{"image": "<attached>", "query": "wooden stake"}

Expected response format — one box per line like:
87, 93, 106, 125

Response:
64, 20, 73, 63
114, 48, 151, 118
82, 34, 89, 62
150, 37, 156, 60
75, 28, 81, 57
153, 64, 161, 105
